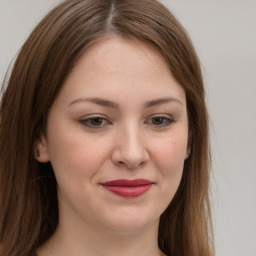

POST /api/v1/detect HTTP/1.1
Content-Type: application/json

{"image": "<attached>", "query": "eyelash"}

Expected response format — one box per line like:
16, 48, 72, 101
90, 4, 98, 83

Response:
145, 115, 174, 127
79, 115, 174, 129
79, 116, 110, 128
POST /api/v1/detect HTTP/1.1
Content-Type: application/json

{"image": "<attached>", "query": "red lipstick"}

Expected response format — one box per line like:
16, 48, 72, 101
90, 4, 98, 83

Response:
101, 179, 153, 198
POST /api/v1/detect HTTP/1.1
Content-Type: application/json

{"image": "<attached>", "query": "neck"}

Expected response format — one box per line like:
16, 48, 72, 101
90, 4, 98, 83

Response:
38, 210, 164, 256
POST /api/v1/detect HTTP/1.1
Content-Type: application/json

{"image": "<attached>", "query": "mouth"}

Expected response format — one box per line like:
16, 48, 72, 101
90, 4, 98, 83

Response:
100, 179, 154, 198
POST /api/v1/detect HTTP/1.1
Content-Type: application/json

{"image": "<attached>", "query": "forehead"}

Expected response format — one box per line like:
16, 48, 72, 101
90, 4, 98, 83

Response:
56, 36, 186, 107
71, 37, 170, 78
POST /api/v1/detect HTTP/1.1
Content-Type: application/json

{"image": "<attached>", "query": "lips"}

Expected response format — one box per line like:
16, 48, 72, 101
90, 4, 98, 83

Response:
100, 179, 153, 198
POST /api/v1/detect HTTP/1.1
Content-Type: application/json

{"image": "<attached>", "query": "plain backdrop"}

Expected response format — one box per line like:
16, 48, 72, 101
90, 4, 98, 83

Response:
0, 1, 256, 255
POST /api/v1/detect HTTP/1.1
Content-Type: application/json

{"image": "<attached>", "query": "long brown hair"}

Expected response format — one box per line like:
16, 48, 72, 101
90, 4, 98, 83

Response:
0, 0, 214, 255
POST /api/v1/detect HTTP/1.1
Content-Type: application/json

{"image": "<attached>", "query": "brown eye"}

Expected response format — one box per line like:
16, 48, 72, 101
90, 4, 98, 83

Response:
152, 117, 165, 125
146, 116, 174, 127
90, 118, 104, 126
80, 117, 109, 128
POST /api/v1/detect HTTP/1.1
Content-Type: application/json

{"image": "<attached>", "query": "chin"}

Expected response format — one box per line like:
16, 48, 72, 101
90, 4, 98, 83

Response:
96, 207, 161, 235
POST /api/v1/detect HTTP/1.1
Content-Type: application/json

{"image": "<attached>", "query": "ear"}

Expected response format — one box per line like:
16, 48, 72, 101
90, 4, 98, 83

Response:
185, 130, 192, 160
185, 146, 191, 160
34, 135, 50, 163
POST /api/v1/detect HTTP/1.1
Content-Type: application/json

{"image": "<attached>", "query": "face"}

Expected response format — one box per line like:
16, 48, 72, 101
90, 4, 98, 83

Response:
36, 37, 189, 235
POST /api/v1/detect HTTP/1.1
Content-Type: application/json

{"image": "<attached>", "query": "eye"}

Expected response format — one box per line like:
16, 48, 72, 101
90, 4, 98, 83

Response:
146, 115, 174, 127
80, 116, 110, 128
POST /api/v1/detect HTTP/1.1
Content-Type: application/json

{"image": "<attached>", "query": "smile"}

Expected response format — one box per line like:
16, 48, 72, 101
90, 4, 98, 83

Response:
100, 179, 154, 198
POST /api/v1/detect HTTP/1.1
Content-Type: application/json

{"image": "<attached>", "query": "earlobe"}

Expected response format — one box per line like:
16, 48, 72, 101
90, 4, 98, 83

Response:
34, 136, 50, 163
185, 148, 190, 160
185, 140, 191, 160
185, 131, 192, 160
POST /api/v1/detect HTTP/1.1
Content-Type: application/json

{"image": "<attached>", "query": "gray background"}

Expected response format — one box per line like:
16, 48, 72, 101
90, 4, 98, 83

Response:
0, 0, 256, 255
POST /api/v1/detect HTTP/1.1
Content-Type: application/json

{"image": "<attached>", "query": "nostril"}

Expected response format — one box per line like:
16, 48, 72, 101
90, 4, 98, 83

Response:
110, 134, 150, 169
116, 157, 147, 169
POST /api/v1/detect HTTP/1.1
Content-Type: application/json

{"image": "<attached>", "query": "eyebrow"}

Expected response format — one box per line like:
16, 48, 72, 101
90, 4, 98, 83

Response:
144, 97, 183, 108
68, 97, 183, 108
68, 97, 119, 108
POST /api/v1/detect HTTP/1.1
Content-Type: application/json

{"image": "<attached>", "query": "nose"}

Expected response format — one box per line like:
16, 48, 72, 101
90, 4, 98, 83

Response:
111, 124, 149, 169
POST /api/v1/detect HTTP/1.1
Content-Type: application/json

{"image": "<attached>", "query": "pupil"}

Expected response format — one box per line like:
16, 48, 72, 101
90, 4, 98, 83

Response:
91, 118, 103, 126
153, 117, 163, 125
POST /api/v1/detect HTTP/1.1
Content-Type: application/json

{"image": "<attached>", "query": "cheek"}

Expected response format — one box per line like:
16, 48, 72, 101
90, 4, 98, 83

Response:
151, 133, 187, 186
46, 122, 110, 186
46, 130, 113, 215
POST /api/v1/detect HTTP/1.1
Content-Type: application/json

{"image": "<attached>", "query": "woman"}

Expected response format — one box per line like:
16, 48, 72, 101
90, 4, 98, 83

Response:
0, 0, 214, 255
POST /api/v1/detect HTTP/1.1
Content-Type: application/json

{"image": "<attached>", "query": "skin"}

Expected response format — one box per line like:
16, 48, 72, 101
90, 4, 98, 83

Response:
36, 36, 189, 256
